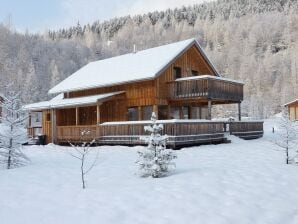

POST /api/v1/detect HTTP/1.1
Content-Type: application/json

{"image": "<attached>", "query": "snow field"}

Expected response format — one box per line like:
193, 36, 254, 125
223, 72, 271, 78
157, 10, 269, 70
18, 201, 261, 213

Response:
0, 120, 298, 224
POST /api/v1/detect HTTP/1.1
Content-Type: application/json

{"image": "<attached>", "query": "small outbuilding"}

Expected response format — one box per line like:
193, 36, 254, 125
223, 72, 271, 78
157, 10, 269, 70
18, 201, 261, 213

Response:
285, 99, 298, 121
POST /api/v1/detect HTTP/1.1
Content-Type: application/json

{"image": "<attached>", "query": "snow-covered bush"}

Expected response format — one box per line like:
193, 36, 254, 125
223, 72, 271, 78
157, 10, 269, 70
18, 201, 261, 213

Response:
69, 130, 98, 189
137, 112, 176, 178
275, 110, 297, 164
0, 88, 29, 169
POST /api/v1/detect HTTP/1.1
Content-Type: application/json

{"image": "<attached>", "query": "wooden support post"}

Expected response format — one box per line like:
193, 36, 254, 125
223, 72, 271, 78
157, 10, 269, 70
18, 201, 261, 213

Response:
199, 107, 202, 119
208, 100, 212, 120
75, 107, 79, 126
179, 107, 183, 119
138, 106, 142, 121
97, 104, 101, 124
167, 105, 171, 119
28, 112, 32, 128
51, 109, 56, 144
153, 105, 158, 119
238, 102, 241, 121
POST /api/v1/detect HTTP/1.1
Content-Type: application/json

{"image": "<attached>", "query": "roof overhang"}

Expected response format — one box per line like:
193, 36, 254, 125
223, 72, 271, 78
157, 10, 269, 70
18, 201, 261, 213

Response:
23, 91, 125, 111
284, 99, 298, 107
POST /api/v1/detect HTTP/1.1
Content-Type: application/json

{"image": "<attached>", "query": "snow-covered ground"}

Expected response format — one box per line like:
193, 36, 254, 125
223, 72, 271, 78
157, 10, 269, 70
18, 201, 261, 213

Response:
1, 119, 298, 224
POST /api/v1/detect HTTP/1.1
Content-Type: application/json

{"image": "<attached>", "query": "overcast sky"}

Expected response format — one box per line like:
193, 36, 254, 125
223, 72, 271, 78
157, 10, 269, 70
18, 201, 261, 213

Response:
0, 0, 209, 32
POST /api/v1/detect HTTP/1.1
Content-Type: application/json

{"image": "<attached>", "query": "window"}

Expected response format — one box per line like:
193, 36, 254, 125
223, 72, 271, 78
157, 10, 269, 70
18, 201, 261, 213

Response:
142, 106, 153, 120
31, 112, 42, 127
192, 70, 198, 76
200, 107, 209, 120
128, 107, 138, 121
46, 113, 51, 122
158, 106, 168, 120
170, 107, 180, 119
181, 106, 190, 119
173, 67, 181, 79
191, 107, 208, 119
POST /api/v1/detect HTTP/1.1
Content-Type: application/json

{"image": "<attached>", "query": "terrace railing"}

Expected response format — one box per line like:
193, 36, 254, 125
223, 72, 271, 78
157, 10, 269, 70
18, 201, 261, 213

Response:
168, 76, 243, 102
54, 121, 264, 147
27, 126, 43, 138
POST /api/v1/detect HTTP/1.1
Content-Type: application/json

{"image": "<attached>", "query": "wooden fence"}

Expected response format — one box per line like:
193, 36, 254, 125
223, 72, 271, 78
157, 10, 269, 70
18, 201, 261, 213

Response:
99, 121, 226, 148
50, 120, 263, 148
229, 121, 264, 139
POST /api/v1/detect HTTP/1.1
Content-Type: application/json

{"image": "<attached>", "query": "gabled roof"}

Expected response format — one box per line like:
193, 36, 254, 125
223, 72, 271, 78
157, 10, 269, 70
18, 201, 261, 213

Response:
23, 91, 125, 111
49, 38, 220, 95
284, 99, 298, 107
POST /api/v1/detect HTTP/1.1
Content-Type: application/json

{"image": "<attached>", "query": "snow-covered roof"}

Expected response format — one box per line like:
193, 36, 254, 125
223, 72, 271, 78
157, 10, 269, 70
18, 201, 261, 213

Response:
23, 91, 125, 111
49, 38, 220, 94
175, 75, 244, 85
284, 99, 298, 107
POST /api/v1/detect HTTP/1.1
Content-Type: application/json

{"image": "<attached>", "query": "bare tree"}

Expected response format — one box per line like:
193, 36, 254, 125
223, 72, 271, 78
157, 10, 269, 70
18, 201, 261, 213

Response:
68, 130, 98, 189
275, 110, 297, 164
0, 86, 29, 169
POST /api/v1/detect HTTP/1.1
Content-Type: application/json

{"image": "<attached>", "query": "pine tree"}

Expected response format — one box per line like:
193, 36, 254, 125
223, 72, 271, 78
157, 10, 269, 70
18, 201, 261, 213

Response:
137, 112, 176, 178
0, 86, 29, 169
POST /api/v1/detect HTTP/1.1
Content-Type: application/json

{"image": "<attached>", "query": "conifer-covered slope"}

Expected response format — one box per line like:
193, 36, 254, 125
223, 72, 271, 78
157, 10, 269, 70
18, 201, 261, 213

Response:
0, 0, 297, 118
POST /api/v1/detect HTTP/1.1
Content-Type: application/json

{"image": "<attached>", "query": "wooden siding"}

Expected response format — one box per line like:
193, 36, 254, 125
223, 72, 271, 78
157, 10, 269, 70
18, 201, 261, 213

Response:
100, 99, 127, 123
42, 110, 52, 143
56, 108, 76, 126
288, 103, 298, 121
67, 80, 156, 107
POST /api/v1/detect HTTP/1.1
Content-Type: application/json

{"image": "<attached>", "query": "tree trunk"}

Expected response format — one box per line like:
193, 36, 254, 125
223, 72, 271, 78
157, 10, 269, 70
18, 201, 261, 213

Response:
7, 137, 13, 169
81, 155, 86, 189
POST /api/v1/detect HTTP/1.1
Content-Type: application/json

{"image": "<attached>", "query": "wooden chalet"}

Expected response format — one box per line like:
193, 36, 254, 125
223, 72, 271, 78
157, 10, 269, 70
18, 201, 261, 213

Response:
24, 38, 263, 148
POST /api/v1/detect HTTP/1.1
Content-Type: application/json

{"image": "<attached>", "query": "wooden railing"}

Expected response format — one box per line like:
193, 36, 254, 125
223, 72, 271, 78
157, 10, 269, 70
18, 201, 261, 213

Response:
56, 125, 100, 143
229, 121, 264, 139
27, 127, 43, 138
168, 78, 243, 102
99, 121, 226, 148
54, 120, 264, 146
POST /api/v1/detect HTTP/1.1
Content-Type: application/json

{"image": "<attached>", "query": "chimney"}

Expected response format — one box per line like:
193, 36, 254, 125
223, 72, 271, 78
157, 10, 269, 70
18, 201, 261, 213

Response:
133, 44, 137, 54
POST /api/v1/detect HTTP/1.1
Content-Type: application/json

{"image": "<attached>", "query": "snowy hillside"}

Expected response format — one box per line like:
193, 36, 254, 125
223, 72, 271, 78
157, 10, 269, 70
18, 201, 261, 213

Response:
0, 120, 298, 224
1, 0, 298, 118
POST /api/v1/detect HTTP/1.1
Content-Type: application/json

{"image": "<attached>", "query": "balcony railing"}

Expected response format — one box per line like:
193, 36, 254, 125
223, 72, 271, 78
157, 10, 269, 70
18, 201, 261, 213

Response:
168, 76, 244, 102
27, 126, 43, 138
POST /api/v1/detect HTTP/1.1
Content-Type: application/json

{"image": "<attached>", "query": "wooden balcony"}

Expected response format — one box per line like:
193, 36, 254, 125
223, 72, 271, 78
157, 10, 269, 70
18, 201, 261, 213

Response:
168, 76, 244, 102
